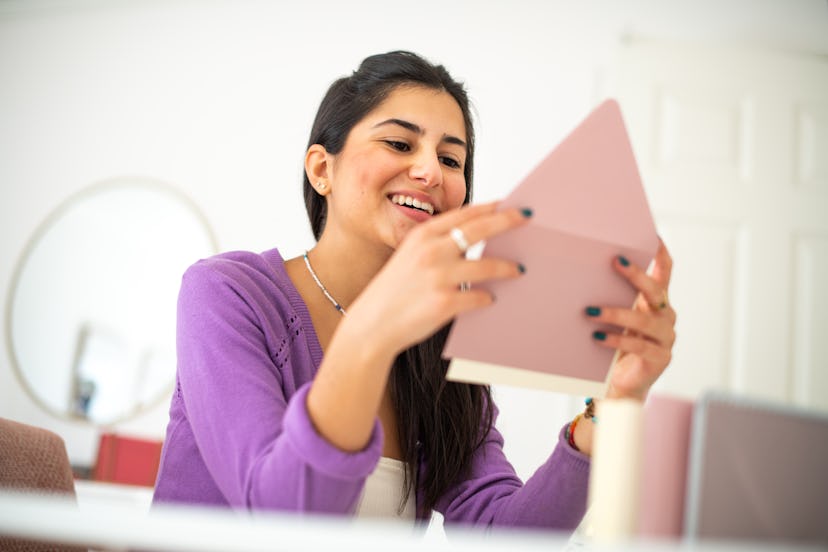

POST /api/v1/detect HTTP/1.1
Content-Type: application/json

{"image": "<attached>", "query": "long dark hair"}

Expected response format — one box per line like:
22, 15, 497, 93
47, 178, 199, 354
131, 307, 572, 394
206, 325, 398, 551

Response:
303, 51, 492, 515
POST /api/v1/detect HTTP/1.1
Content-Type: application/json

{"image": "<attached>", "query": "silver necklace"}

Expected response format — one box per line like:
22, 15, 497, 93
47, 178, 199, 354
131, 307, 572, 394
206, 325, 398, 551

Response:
303, 251, 346, 316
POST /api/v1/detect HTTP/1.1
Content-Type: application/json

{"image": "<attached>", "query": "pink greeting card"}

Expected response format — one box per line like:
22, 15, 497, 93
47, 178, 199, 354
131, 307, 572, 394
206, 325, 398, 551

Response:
443, 99, 658, 397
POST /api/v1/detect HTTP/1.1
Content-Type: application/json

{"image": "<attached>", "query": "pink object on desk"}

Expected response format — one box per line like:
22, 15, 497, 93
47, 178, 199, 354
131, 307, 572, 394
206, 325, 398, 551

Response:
444, 99, 659, 396
637, 394, 694, 538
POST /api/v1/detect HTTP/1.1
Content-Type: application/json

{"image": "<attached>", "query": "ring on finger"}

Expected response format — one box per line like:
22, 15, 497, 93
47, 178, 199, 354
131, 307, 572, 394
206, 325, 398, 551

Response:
449, 227, 470, 253
656, 289, 669, 310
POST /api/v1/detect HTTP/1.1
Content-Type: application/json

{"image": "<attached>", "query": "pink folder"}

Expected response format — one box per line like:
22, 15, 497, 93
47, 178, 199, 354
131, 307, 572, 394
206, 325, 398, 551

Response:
443, 99, 658, 397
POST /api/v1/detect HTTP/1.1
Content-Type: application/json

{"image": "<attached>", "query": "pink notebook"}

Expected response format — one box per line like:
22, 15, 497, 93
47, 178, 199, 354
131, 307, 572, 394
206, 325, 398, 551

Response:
443, 99, 658, 396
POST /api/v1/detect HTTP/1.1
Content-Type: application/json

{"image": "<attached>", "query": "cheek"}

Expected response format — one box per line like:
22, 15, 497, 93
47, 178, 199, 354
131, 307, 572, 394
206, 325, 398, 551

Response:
348, 153, 400, 193
445, 174, 468, 209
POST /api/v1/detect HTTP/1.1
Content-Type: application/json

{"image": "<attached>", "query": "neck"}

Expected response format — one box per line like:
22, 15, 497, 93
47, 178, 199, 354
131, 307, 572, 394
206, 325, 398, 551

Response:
307, 233, 393, 311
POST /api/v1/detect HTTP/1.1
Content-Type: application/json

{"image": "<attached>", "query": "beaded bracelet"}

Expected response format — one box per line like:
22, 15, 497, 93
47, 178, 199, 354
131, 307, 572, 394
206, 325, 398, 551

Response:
566, 398, 600, 452
566, 413, 583, 450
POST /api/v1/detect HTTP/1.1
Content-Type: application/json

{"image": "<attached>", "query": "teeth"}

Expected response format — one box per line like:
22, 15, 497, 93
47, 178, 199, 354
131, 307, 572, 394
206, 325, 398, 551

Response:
391, 194, 434, 215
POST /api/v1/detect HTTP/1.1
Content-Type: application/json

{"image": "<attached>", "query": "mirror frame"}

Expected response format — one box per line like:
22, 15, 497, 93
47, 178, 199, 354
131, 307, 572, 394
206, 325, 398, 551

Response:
4, 177, 219, 426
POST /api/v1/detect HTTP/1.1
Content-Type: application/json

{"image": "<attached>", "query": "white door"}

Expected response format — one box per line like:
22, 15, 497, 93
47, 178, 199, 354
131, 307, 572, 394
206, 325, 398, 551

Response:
611, 39, 828, 411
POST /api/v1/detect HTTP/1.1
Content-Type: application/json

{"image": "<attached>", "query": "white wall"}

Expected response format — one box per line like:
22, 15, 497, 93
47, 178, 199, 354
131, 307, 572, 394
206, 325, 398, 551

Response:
1, 0, 826, 476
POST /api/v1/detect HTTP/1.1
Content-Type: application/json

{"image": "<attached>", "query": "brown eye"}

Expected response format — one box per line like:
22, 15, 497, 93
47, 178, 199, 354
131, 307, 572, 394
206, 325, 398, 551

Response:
384, 140, 410, 152
440, 156, 461, 169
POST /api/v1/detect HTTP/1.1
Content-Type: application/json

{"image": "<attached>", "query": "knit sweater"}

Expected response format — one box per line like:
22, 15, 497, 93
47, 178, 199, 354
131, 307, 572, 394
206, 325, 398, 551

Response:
152, 248, 590, 529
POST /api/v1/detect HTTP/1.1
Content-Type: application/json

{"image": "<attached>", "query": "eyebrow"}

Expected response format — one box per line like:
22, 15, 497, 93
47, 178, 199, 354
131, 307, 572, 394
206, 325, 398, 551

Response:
372, 118, 467, 148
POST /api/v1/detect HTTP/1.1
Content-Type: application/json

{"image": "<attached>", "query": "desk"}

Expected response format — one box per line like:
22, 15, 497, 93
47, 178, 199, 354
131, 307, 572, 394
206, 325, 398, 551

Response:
74, 479, 154, 513
0, 490, 822, 552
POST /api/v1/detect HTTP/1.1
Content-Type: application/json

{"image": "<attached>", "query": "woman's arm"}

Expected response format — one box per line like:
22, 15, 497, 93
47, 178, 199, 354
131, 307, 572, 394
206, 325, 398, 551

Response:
436, 408, 590, 529
306, 203, 530, 453
171, 257, 382, 513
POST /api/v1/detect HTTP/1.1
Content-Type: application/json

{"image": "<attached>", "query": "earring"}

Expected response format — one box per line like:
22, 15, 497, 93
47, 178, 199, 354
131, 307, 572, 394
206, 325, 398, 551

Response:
317, 182, 327, 191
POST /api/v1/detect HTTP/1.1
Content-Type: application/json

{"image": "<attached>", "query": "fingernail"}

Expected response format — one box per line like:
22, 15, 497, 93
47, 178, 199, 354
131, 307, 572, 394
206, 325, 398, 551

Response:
592, 330, 607, 341
585, 306, 601, 317
618, 255, 630, 267
517, 263, 526, 274
520, 207, 533, 218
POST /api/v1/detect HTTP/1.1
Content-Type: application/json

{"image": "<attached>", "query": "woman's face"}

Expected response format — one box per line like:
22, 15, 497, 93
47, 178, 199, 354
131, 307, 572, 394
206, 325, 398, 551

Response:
321, 85, 468, 250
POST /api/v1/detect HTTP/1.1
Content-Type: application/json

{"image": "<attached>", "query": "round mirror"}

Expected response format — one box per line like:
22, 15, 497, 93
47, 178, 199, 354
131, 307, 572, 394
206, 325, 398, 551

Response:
6, 178, 217, 425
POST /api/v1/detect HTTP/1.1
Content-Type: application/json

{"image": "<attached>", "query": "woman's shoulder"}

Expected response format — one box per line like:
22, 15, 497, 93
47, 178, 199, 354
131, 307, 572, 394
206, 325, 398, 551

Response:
179, 247, 298, 309
188, 247, 284, 276
183, 248, 285, 286
178, 248, 321, 376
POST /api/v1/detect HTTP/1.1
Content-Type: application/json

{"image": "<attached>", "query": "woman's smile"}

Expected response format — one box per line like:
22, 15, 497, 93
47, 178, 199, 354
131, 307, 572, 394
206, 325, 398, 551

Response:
389, 193, 436, 216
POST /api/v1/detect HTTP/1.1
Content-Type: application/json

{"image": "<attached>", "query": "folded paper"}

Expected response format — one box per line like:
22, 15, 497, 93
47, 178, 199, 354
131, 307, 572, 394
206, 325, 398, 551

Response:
443, 99, 658, 397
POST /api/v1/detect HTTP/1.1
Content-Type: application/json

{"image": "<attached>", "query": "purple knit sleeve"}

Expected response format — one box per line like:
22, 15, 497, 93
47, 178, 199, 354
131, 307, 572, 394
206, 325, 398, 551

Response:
436, 408, 590, 530
175, 261, 382, 513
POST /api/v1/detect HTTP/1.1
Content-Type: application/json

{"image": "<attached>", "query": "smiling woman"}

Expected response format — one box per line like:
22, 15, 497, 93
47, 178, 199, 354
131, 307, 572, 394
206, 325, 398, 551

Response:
151, 50, 676, 530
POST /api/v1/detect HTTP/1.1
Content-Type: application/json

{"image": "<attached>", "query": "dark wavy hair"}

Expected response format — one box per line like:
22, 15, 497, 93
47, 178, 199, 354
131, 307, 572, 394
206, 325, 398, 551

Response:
303, 51, 492, 515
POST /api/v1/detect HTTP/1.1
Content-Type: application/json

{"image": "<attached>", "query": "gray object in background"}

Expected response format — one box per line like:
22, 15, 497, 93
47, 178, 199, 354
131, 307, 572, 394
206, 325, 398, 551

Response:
685, 392, 828, 545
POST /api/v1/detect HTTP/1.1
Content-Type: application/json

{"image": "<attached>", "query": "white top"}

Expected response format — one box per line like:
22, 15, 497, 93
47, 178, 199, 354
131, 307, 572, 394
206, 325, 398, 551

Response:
354, 457, 416, 520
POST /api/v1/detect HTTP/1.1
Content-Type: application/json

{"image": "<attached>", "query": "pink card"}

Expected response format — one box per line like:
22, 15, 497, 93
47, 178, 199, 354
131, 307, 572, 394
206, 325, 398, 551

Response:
443, 99, 659, 397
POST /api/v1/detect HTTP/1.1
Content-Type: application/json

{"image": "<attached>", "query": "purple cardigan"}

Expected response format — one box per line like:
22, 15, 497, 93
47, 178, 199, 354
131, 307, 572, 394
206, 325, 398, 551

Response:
152, 248, 590, 529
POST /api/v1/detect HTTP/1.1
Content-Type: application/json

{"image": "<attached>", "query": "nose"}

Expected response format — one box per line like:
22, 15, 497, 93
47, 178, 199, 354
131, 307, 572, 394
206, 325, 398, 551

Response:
409, 151, 443, 188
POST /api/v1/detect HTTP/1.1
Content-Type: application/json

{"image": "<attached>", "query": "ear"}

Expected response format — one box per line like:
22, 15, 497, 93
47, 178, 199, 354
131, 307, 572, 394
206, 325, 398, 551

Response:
305, 144, 332, 196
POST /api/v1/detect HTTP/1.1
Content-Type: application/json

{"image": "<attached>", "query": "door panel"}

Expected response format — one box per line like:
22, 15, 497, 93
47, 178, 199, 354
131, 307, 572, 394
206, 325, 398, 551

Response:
651, 218, 744, 399
613, 40, 828, 410
792, 235, 828, 409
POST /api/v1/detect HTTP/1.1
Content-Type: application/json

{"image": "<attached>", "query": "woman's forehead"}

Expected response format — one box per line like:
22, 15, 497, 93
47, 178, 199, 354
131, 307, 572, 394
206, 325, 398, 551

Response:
362, 85, 467, 141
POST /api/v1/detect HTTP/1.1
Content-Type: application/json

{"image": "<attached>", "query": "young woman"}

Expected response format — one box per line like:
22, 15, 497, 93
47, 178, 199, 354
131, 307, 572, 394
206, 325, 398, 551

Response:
152, 51, 677, 529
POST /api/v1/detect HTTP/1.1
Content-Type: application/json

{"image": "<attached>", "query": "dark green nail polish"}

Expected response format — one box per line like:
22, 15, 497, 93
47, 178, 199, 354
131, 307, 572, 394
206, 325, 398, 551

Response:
585, 306, 601, 316
517, 263, 526, 274
593, 330, 607, 341
520, 208, 533, 218
618, 255, 630, 267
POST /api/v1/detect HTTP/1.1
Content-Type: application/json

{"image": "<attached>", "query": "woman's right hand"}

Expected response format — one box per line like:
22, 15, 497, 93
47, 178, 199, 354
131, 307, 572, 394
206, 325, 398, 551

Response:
345, 201, 532, 359
308, 202, 530, 453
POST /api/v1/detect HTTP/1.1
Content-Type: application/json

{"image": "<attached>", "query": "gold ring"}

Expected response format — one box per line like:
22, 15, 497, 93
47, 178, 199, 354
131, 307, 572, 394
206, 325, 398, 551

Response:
657, 289, 669, 310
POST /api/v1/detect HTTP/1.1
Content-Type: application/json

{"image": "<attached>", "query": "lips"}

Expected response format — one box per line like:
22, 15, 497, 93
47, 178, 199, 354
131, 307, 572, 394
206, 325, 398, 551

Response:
389, 193, 435, 215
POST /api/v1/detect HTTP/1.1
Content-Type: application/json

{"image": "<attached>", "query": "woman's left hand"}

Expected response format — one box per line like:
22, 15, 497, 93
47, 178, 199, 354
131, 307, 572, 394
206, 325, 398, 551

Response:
589, 239, 676, 401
